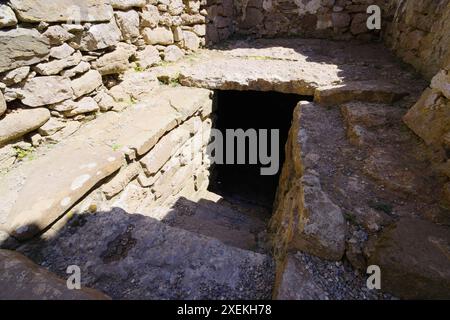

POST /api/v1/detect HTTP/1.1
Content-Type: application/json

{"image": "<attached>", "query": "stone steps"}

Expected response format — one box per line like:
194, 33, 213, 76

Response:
18, 207, 275, 300
160, 191, 269, 252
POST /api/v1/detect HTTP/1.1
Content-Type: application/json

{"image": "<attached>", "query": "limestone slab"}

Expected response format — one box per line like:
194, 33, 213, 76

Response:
0, 108, 50, 146
71, 70, 102, 98
314, 81, 409, 106
79, 20, 122, 51
0, 28, 50, 73
20, 76, 73, 107
9, 0, 114, 23
369, 218, 450, 299
0, 249, 110, 300
0, 140, 123, 240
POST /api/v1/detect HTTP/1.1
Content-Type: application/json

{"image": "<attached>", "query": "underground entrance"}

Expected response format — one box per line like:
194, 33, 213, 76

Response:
207, 90, 313, 212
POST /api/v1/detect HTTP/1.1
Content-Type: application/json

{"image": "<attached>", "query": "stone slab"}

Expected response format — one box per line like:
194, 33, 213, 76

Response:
0, 28, 50, 73
18, 207, 275, 299
0, 249, 110, 300
9, 0, 114, 23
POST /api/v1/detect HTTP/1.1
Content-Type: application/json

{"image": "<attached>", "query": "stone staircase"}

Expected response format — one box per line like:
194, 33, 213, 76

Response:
16, 191, 275, 300
162, 191, 269, 252
0, 82, 275, 299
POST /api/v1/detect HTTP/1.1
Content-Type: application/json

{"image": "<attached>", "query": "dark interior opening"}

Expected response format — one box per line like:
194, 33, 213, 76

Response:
208, 90, 312, 211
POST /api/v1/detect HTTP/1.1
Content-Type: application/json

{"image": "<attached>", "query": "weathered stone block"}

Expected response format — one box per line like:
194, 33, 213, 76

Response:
368, 218, 450, 299
115, 10, 140, 41
92, 43, 136, 75
9, 0, 113, 23
71, 70, 103, 98
0, 91, 6, 116
403, 88, 450, 145
0, 28, 50, 73
0, 108, 50, 146
142, 27, 174, 45
0, 4, 18, 28
110, 0, 146, 10
136, 46, 161, 69
79, 20, 122, 51
0, 249, 110, 300
35, 51, 82, 76
20, 76, 73, 107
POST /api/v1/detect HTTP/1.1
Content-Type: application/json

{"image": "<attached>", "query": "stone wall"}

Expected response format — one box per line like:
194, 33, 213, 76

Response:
0, 0, 207, 173
383, 0, 450, 81
231, 0, 388, 40
0, 85, 214, 242
388, 1, 450, 206
204, 0, 235, 45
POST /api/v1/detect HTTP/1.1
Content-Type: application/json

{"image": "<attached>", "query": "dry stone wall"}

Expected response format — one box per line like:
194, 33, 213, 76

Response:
230, 0, 388, 40
386, 1, 450, 205
383, 0, 450, 81
0, 86, 214, 242
0, 0, 207, 173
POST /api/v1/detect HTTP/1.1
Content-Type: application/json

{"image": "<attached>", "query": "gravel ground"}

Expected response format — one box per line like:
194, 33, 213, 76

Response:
293, 251, 395, 300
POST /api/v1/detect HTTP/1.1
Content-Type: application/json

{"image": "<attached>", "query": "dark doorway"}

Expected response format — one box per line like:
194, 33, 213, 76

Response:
208, 90, 312, 210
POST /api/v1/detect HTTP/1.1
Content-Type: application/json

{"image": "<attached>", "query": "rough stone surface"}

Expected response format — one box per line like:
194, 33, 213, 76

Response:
38, 118, 66, 136
0, 86, 210, 240
384, 0, 450, 80
2, 66, 30, 85
0, 108, 50, 146
80, 20, 122, 51
164, 45, 184, 62
49, 43, 75, 60
0, 28, 50, 73
142, 26, 174, 45
431, 69, 450, 100
275, 252, 390, 300
9, 0, 114, 23
0, 91, 6, 116
0, 140, 123, 240
315, 81, 409, 106
114, 71, 159, 100
42, 25, 75, 45
102, 163, 141, 199
63, 97, 99, 117
268, 55, 443, 299
140, 4, 160, 28
18, 208, 275, 299
92, 43, 136, 75
182, 31, 199, 51
296, 170, 347, 260
94, 91, 117, 111
368, 218, 450, 299
71, 70, 102, 98
35, 51, 82, 76
166, 39, 421, 96
61, 61, 91, 78
20, 76, 73, 107
110, 0, 146, 10
115, 10, 140, 41
0, 249, 110, 300
271, 102, 346, 261
403, 88, 450, 146
136, 45, 161, 69
0, 4, 18, 28
139, 122, 191, 176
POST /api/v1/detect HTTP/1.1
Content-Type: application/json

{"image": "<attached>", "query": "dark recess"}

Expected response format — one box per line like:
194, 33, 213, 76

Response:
208, 90, 313, 210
